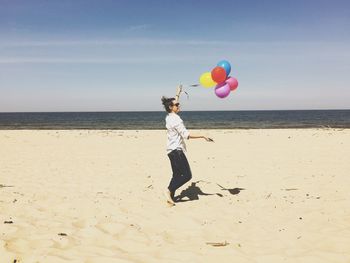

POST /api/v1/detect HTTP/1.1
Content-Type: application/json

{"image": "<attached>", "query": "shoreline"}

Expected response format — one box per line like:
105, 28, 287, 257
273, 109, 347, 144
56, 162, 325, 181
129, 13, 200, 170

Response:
1, 127, 350, 131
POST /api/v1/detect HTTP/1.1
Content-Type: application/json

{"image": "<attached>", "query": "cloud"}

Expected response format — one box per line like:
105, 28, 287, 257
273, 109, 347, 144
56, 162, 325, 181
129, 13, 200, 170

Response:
0, 38, 348, 49
0, 38, 348, 65
0, 55, 214, 64
0, 38, 233, 47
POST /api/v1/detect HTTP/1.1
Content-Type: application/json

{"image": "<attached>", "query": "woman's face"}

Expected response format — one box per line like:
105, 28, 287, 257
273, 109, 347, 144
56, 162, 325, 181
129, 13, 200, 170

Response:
170, 100, 180, 113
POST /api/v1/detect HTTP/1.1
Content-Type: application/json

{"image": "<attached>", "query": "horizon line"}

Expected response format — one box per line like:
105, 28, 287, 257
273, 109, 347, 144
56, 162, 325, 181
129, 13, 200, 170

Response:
1, 108, 349, 114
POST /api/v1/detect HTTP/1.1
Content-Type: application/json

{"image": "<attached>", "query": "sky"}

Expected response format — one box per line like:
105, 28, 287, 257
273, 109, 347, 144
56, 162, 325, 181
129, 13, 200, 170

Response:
0, 0, 349, 112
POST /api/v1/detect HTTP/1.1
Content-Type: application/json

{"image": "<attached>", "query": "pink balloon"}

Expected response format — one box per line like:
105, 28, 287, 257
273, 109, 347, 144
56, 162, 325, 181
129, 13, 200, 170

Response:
215, 82, 231, 98
226, 77, 238, 91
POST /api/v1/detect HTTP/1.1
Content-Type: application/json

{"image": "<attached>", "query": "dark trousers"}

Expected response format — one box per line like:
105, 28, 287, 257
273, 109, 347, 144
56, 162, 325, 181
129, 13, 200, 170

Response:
167, 149, 192, 198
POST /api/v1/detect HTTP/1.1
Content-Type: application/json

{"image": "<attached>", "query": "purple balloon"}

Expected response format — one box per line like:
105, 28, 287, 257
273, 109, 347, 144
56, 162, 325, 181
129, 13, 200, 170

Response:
214, 82, 231, 98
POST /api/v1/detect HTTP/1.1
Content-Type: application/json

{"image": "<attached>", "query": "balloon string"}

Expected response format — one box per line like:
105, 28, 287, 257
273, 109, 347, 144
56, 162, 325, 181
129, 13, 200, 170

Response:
181, 90, 189, 99
180, 83, 199, 99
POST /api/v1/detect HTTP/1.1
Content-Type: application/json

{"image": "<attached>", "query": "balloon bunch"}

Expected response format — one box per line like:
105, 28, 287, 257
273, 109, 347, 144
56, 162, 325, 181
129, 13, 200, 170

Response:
199, 60, 239, 98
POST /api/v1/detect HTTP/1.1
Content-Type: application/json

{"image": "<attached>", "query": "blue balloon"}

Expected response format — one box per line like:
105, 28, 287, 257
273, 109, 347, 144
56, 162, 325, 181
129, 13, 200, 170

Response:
217, 60, 231, 76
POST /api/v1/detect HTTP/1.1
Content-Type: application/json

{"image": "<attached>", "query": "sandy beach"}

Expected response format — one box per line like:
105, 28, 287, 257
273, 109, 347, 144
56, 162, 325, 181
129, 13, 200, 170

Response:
1, 129, 350, 262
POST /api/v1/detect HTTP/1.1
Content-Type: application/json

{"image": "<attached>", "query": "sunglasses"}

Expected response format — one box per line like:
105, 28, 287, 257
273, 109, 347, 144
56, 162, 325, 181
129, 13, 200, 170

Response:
172, 103, 180, 107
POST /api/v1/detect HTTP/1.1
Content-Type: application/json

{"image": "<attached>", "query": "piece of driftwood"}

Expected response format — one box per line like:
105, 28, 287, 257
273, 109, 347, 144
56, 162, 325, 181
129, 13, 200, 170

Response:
0, 184, 14, 188
206, 241, 229, 247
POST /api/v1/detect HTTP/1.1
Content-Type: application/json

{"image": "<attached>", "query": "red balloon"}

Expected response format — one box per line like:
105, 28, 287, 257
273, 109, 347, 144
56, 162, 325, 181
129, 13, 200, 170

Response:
211, 66, 227, 84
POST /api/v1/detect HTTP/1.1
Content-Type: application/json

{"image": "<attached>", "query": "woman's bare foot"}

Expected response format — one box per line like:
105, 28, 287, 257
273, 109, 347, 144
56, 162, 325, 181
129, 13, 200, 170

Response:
164, 189, 175, 206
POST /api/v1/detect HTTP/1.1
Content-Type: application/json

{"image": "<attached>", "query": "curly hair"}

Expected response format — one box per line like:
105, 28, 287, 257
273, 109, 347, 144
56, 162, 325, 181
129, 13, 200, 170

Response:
161, 96, 175, 113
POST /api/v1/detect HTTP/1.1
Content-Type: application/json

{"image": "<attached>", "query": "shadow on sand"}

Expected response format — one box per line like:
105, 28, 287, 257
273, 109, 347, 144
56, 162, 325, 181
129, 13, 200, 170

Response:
217, 184, 245, 196
175, 181, 245, 203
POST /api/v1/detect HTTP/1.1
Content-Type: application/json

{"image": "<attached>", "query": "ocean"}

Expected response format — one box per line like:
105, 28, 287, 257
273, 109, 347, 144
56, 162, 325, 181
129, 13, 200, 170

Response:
0, 110, 349, 130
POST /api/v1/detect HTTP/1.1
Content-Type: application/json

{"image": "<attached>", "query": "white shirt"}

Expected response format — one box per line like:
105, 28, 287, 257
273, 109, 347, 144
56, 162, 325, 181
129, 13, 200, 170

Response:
165, 113, 190, 154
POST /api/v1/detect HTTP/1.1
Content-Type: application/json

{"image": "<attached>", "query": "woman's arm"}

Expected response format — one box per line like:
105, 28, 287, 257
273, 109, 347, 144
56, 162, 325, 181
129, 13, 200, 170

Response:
175, 85, 182, 103
174, 121, 214, 142
188, 134, 214, 142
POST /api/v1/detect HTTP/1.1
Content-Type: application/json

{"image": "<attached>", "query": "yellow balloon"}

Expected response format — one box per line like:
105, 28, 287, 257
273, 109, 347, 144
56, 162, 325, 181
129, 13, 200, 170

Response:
199, 72, 216, 88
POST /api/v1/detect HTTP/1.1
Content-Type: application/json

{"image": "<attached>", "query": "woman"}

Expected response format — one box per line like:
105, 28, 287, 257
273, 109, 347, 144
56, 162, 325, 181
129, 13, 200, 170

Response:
161, 86, 213, 206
